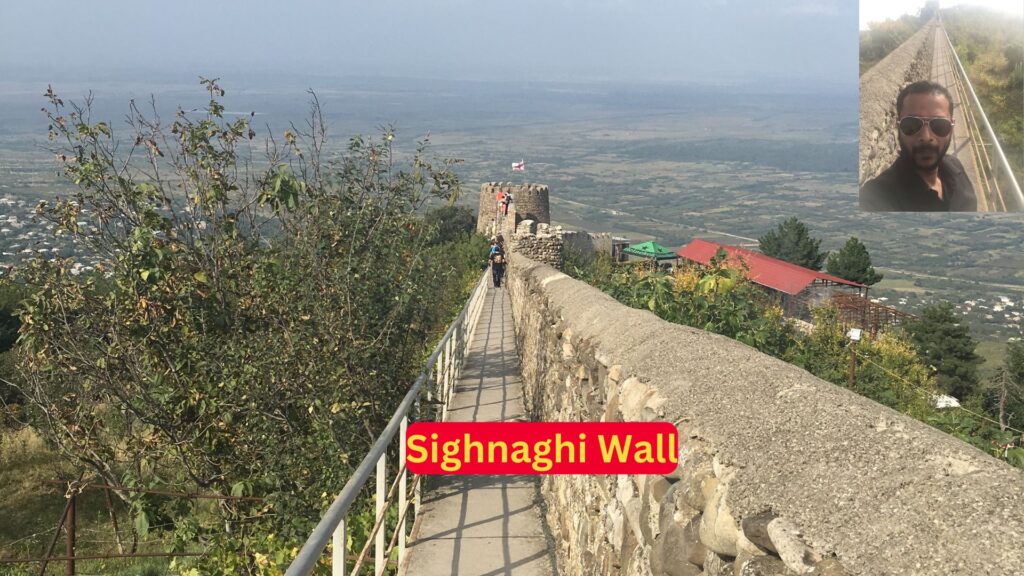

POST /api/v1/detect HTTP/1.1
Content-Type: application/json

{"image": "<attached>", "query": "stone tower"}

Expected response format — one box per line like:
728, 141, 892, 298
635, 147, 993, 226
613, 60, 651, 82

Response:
477, 182, 550, 234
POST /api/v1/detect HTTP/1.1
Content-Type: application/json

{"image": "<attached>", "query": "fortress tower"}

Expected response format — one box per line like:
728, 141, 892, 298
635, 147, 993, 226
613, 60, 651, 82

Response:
477, 182, 550, 234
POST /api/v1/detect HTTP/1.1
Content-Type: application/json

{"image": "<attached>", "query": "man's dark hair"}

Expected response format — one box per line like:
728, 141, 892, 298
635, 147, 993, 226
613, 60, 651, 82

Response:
896, 81, 954, 117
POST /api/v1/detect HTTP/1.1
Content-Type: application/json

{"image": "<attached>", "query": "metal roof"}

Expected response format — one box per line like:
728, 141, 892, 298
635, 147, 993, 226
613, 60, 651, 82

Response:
676, 239, 867, 296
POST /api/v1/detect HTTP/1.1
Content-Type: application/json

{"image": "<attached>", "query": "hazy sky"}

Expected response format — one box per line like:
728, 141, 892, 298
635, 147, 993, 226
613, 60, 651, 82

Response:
860, 0, 1024, 30
0, 0, 857, 87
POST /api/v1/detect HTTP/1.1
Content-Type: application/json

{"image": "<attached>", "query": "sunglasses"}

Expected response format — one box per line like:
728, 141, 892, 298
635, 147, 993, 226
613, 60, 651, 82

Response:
898, 116, 954, 137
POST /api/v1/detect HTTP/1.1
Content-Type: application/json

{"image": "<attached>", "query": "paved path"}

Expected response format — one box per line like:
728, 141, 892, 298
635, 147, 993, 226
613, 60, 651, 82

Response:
401, 287, 557, 576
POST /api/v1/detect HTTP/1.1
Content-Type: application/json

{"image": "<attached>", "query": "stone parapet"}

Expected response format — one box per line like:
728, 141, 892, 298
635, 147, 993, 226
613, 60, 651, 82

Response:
506, 252, 1024, 576
477, 182, 550, 233
859, 21, 937, 184
510, 219, 563, 270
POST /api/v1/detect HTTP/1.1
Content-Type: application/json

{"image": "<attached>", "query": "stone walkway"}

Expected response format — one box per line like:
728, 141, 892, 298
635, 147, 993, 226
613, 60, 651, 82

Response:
400, 286, 556, 576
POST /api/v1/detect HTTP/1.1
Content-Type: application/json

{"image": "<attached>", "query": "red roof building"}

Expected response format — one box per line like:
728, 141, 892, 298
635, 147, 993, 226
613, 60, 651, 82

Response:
676, 239, 867, 318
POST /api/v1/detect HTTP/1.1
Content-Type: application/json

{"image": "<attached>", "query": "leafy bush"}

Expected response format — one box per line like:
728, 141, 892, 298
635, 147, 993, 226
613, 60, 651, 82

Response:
11, 80, 477, 573
569, 255, 1024, 469
569, 252, 799, 360
859, 14, 926, 75
944, 6, 1024, 184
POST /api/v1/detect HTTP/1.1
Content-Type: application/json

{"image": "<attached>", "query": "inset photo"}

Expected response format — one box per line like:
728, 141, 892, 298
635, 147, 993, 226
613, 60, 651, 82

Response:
859, 0, 1024, 211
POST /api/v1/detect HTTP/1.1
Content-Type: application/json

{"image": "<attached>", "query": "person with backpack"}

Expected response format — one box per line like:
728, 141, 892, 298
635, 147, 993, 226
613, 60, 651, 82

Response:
490, 252, 506, 288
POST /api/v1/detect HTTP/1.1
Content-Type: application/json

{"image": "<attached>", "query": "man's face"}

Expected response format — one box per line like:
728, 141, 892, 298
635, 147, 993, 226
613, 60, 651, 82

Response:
897, 92, 953, 172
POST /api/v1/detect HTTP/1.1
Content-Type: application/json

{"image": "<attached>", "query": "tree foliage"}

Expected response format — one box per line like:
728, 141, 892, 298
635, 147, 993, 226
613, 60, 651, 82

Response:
944, 6, 1024, 185
423, 204, 476, 245
859, 13, 926, 75
757, 217, 826, 270
568, 256, 1024, 469
985, 340, 1024, 433
825, 237, 883, 286
9, 80, 478, 572
571, 251, 798, 360
902, 302, 982, 399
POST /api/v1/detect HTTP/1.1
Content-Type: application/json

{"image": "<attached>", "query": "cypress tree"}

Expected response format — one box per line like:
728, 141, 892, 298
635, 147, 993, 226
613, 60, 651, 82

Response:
826, 237, 883, 285
758, 217, 826, 270
903, 302, 981, 399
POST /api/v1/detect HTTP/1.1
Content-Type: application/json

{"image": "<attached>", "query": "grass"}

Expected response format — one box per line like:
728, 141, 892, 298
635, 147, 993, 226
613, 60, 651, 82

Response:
874, 277, 928, 294
0, 427, 173, 576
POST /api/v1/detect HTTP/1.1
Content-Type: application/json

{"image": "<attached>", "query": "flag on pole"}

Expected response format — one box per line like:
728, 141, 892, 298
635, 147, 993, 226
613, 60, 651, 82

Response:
511, 160, 525, 171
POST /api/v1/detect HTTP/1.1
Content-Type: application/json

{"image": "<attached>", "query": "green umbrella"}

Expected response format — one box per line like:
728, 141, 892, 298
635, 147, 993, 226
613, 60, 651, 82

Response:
622, 241, 677, 261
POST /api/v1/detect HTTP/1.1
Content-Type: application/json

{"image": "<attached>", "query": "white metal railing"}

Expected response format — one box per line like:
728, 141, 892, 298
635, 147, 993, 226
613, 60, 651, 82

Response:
285, 270, 490, 576
943, 26, 1024, 211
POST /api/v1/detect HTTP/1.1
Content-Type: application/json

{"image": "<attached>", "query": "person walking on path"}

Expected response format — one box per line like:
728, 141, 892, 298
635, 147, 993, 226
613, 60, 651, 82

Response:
495, 190, 506, 220
501, 192, 513, 216
490, 252, 506, 288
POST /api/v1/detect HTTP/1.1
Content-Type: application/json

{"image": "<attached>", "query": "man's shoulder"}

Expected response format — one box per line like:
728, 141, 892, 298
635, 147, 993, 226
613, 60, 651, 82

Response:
940, 155, 977, 211
859, 161, 905, 211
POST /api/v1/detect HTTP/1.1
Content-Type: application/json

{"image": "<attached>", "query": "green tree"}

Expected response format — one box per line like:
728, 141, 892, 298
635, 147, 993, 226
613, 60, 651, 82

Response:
903, 302, 982, 399
424, 204, 476, 245
1008, 340, 1024, 386
576, 254, 799, 361
859, 14, 923, 74
794, 305, 848, 384
0, 282, 26, 410
13, 81, 472, 571
758, 217, 826, 270
825, 237, 883, 285
987, 340, 1024, 432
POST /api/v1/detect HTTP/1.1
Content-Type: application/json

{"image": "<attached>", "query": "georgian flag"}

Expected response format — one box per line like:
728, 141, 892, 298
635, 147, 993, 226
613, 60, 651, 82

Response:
511, 160, 525, 171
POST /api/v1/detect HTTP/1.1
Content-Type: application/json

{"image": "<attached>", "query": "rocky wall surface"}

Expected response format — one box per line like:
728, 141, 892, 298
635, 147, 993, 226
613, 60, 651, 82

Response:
477, 182, 550, 233
859, 22, 937, 184
506, 253, 1024, 576
509, 219, 563, 270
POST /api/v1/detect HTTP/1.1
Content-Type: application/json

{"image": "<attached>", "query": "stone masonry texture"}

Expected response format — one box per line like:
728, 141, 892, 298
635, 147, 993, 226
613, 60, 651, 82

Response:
477, 182, 550, 234
505, 252, 1024, 576
859, 21, 936, 185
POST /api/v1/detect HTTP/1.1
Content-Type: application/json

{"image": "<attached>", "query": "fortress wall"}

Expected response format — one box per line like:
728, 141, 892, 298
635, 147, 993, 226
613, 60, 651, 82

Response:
509, 219, 563, 269
477, 182, 550, 233
859, 22, 937, 184
506, 253, 1024, 576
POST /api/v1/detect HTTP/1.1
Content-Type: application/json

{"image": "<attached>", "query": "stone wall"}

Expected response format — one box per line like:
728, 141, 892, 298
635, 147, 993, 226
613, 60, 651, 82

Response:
509, 219, 564, 270
859, 21, 937, 184
562, 231, 621, 260
506, 253, 1024, 576
477, 182, 551, 233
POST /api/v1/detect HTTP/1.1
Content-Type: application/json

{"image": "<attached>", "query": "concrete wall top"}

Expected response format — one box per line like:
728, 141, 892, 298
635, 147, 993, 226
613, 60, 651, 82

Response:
510, 253, 1024, 574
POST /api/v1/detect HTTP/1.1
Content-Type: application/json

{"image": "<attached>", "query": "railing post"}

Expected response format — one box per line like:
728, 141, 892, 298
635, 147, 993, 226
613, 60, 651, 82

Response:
453, 322, 462, 382
444, 337, 454, 416
437, 348, 445, 422
943, 26, 1024, 209
331, 518, 346, 576
65, 491, 76, 576
375, 454, 385, 576
398, 416, 408, 566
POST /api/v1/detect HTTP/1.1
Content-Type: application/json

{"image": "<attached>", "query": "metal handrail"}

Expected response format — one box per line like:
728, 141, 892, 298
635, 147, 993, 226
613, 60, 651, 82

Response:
942, 26, 1024, 210
286, 269, 490, 576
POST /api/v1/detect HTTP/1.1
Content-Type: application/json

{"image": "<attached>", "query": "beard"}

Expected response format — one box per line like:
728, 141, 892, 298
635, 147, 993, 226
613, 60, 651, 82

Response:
899, 137, 951, 172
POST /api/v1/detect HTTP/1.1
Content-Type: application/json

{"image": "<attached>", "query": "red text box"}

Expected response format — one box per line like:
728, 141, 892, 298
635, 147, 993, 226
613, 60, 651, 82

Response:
405, 422, 678, 475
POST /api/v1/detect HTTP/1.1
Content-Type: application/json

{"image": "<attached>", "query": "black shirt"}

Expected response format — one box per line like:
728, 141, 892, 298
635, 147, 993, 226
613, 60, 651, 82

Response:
860, 155, 977, 212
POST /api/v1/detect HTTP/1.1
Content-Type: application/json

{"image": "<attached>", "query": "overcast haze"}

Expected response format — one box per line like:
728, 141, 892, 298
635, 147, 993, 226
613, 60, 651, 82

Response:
860, 0, 1023, 30
1, 0, 857, 88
